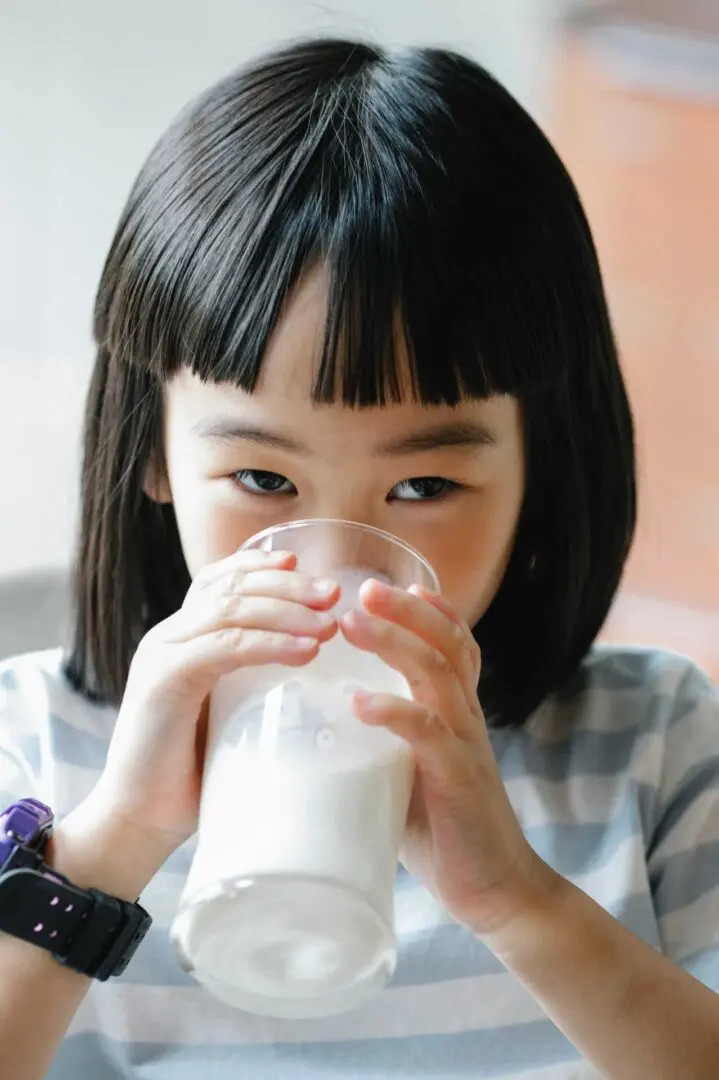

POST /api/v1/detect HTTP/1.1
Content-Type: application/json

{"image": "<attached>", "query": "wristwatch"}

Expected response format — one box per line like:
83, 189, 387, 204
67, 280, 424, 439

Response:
0, 798, 152, 980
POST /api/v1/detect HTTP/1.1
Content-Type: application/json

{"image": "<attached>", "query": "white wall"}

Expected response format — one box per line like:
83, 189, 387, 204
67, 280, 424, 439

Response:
0, 0, 560, 577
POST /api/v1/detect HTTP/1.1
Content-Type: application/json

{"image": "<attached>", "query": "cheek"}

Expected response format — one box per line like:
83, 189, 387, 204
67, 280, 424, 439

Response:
431, 495, 522, 627
162, 423, 284, 578
433, 535, 503, 626
168, 475, 265, 579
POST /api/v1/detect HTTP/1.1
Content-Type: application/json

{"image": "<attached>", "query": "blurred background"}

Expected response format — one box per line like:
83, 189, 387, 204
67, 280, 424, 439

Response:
1, 0, 717, 680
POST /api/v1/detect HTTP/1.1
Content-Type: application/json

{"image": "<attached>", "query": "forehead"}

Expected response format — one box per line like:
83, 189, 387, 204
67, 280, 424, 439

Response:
164, 267, 392, 415
254, 267, 330, 400
254, 265, 438, 406
164, 268, 521, 442
165, 369, 521, 460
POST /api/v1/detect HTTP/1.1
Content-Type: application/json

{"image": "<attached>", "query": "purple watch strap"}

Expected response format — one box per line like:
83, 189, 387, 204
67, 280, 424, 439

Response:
0, 798, 53, 870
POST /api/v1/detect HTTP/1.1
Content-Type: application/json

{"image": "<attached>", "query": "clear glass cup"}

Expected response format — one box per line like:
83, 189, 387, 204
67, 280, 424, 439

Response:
170, 519, 439, 1018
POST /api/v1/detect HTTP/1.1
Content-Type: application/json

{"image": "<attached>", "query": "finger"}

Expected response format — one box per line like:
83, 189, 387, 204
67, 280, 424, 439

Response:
129, 627, 322, 705
352, 692, 459, 776
163, 594, 338, 645
340, 608, 477, 738
354, 691, 448, 742
191, 568, 340, 612
357, 581, 481, 703
171, 627, 322, 679
410, 585, 477, 638
191, 548, 297, 592
410, 586, 483, 685
409, 585, 463, 624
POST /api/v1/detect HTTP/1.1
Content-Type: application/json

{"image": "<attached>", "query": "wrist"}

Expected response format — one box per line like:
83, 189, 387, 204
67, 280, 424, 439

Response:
47, 793, 167, 902
474, 854, 572, 957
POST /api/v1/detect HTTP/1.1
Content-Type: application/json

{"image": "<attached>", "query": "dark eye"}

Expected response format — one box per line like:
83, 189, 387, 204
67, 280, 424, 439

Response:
232, 470, 296, 495
389, 478, 460, 502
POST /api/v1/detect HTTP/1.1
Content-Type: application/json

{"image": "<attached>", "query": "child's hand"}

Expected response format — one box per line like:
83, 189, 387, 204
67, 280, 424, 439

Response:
89, 548, 339, 870
342, 581, 548, 937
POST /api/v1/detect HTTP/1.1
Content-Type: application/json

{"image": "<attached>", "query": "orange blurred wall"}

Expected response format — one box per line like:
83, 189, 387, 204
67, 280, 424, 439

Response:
548, 15, 719, 682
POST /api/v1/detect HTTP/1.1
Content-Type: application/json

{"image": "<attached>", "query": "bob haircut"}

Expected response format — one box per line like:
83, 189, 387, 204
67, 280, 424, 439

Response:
64, 37, 636, 728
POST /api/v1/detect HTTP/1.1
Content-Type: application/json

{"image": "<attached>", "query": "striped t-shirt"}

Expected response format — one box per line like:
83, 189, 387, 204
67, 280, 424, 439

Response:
1, 644, 718, 1079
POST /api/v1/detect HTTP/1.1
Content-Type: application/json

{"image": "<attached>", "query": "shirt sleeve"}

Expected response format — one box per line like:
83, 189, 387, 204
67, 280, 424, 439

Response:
647, 659, 719, 992
0, 659, 42, 806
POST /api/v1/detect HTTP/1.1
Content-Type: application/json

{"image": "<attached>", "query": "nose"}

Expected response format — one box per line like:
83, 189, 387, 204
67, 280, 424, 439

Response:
304, 506, 387, 565
309, 500, 377, 530
247, 518, 436, 591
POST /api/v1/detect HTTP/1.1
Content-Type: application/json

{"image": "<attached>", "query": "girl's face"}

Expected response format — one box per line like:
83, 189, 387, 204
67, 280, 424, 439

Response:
153, 272, 526, 627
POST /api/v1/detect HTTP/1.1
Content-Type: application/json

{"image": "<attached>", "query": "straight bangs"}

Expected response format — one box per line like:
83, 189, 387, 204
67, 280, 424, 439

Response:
96, 43, 569, 410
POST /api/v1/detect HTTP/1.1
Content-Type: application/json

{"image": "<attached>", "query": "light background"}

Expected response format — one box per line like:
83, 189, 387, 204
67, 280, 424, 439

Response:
0, 0, 559, 576
2, 1, 718, 679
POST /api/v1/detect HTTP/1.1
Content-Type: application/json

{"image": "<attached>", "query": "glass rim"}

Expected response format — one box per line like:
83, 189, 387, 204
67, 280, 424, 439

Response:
239, 518, 439, 590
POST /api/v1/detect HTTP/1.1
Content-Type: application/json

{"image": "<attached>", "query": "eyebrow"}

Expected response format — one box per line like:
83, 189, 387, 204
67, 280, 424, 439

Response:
377, 420, 498, 455
191, 417, 499, 456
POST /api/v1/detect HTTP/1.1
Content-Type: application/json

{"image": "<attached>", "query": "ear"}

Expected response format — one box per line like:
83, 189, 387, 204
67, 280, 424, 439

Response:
143, 454, 173, 504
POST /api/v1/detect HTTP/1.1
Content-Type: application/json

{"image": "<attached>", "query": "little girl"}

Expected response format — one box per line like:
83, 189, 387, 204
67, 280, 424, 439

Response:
1, 37, 717, 1080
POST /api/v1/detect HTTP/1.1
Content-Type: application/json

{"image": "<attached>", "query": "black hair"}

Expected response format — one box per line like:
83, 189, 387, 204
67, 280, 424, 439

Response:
64, 37, 636, 726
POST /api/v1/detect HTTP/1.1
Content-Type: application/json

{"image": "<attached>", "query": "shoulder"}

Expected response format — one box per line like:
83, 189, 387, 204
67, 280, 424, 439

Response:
0, 648, 117, 744
1, 647, 68, 688
1, 648, 69, 715
577, 643, 715, 703
0, 650, 116, 809
3, 648, 77, 710
519, 647, 719, 833
532, 644, 718, 741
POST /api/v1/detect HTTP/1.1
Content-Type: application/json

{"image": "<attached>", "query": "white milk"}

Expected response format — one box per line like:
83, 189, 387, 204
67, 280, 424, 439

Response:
172, 741, 414, 1015
185, 716, 414, 916
171, 572, 417, 1017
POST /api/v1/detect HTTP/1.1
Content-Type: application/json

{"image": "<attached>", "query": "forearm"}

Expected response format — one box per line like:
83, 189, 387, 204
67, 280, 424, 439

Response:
0, 798, 157, 1080
0, 932, 90, 1080
483, 861, 719, 1080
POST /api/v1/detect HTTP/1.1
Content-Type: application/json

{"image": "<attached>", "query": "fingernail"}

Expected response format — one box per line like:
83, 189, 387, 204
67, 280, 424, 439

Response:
265, 549, 293, 562
364, 577, 389, 592
342, 607, 367, 625
315, 611, 337, 626
292, 636, 318, 650
312, 578, 338, 596
355, 691, 393, 711
354, 690, 377, 708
